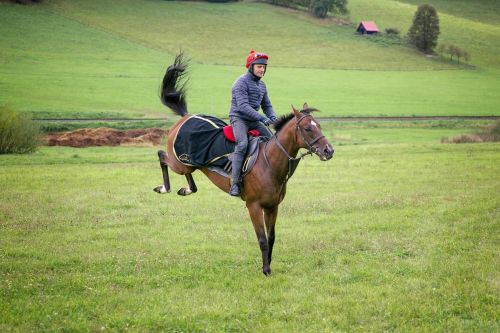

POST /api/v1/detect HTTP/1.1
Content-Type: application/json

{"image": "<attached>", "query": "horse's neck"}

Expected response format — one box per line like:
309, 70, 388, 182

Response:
267, 122, 301, 181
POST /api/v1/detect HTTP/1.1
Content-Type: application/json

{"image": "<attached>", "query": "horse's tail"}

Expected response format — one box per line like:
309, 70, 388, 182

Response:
160, 52, 189, 117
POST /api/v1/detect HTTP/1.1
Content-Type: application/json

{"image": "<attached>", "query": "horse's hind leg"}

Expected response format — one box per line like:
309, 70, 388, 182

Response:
177, 173, 197, 196
154, 150, 171, 194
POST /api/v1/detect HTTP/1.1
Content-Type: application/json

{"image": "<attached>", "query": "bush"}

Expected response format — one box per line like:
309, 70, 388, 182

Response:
385, 28, 400, 36
0, 106, 40, 154
309, 0, 330, 18
442, 121, 500, 144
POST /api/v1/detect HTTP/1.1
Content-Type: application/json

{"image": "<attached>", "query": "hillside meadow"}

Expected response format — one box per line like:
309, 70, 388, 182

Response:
0, 0, 499, 118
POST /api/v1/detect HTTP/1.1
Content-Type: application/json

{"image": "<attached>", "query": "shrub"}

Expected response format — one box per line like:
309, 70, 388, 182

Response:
385, 28, 400, 36
309, 0, 331, 18
442, 121, 500, 144
0, 106, 40, 154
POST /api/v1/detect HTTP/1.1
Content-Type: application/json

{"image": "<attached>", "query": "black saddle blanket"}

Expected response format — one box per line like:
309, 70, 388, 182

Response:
173, 115, 262, 178
174, 115, 233, 168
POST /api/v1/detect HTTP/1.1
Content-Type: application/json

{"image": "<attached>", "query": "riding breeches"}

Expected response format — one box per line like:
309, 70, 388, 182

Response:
229, 117, 272, 183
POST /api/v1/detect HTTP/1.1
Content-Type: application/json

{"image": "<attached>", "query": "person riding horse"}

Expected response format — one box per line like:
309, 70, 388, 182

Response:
228, 50, 277, 197
156, 52, 335, 274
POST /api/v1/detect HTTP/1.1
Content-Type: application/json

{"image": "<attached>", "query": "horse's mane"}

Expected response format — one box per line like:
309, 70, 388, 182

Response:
273, 114, 295, 132
273, 107, 319, 132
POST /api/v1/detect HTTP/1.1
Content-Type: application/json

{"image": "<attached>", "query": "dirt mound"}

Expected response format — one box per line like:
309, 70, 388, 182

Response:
47, 127, 167, 148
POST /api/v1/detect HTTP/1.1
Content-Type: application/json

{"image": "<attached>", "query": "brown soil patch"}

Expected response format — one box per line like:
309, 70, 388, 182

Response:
46, 127, 167, 148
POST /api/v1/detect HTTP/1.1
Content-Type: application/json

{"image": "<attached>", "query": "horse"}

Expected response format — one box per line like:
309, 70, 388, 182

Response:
155, 53, 334, 275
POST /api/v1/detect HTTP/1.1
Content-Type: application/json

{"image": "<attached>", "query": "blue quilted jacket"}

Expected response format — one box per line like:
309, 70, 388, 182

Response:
229, 72, 276, 122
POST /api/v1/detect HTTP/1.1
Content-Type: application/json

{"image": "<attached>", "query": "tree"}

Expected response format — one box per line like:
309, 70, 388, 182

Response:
463, 50, 471, 63
437, 43, 446, 55
309, 0, 348, 18
447, 44, 457, 61
330, 0, 348, 15
309, 0, 331, 18
264, 0, 348, 18
455, 47, 464, 63
407, 4, 440, 53
440, 44, 471, 64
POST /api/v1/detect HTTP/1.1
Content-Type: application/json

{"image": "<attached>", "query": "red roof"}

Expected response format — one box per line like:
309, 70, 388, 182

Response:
358, 21, 379, 32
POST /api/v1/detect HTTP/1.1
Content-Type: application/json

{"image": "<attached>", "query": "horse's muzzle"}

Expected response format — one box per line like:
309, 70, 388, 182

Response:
319, 144, 334, 161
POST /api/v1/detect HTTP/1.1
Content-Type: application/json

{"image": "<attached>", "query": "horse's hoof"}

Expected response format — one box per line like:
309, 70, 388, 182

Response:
154, 185, 170, 194
262, 267, 272, 276
177, 187, 193, 196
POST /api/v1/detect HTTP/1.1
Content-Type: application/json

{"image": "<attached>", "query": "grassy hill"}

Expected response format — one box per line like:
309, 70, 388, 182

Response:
0, 0, 498, 118
349, 0, 500, 68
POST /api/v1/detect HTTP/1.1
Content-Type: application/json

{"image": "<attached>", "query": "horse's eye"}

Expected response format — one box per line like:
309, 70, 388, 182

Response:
305, 127, 312, 132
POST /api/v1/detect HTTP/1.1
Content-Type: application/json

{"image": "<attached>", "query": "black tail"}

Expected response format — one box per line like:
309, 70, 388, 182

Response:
160, 52, 189, 117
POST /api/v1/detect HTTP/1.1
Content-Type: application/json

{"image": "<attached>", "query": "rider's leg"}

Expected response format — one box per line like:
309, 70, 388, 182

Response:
252, 120, 273, 139
229, 117, 249, 196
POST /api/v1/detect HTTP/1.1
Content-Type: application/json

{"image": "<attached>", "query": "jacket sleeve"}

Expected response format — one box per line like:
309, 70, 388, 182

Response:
260, 88, 276, 119
232, 82, 268, 122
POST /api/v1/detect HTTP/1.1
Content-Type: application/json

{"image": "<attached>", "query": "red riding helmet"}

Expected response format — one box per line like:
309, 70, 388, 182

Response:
245, 50, 269, 68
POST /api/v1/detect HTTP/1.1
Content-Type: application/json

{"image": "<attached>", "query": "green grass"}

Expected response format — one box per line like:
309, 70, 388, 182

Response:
1, 0, 499, 118
41, 0, 449, 70
1, 122, 499, 331
1, 1, 499, 331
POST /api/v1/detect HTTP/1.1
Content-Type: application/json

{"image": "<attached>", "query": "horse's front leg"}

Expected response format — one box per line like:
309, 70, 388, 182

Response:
264, 206, 278, 265
247, 202, 271, 276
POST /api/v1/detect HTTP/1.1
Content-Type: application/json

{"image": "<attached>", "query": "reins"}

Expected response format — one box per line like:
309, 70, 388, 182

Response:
263, 112, 324, 184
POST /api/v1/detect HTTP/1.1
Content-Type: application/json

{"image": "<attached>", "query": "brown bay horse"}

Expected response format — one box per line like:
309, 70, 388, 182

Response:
155, 54, 334, 275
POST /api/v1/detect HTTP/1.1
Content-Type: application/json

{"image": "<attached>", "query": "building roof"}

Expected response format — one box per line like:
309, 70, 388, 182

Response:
358, 21, 379, 32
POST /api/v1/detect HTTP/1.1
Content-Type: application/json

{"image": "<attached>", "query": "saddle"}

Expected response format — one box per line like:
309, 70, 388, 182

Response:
173, 115, 263, 178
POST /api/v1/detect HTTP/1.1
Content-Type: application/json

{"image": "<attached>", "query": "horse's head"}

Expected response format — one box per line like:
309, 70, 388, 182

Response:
292, 103, 334, 161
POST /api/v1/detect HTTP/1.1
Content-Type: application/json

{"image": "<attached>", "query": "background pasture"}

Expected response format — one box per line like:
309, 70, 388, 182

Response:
0, 0, 499, 118
0, 0, 499, 331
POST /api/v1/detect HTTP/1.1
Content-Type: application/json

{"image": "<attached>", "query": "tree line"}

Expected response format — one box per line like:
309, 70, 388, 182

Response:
263, 0, 348, 18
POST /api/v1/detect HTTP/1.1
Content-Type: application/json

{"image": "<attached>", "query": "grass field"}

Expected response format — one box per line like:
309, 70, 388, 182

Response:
1, 122, 499, 331
0, 0, 499, 118
1, 0, 499, 331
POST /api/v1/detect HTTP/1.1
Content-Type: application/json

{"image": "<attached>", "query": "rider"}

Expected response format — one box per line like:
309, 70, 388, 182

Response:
228, 50, 277, 197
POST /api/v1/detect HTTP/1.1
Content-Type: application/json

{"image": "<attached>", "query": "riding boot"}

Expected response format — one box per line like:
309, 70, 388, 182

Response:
229, 152, 244, 196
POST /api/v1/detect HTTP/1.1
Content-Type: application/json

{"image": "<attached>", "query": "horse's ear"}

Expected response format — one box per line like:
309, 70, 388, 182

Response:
291, 104, 300, 117
302, 102, 309, 110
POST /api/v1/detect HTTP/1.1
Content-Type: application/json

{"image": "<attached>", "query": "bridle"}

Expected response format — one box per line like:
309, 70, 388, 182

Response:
294, 112, 325, 155
264, 111, 325, 183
